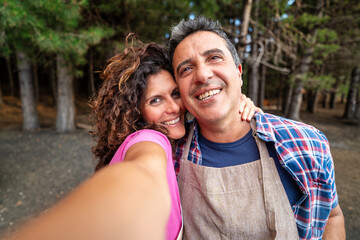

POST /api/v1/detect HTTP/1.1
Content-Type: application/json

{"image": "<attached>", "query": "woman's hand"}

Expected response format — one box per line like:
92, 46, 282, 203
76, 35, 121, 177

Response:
239, 94, 263, 121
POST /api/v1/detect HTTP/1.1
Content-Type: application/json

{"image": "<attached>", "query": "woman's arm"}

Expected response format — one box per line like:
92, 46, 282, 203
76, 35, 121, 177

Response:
5, 142, 170, 240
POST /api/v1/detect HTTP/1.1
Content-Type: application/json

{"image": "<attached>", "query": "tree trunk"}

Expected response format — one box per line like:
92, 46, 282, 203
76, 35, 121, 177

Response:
0, 79, 3, 105
330, 77, 340, 109
248, 64, 259, 105
247, 0, 260, 105
6, 56, 15, 96
321, 92, 327, 109
238, 0, 253, 60
343, 67, 360, 119
288, 0, 324, 120
356, 87, 360, 119
277, 78, 284, 111
340, 93, 345, 104
259, 36, 269, 109
306, 90, 313, 112
306, 89, 319, 113
283, 83, 293, 115
50, 59, 57, 106
259, 63, 267, 109
287, 51, 312, 120
16, 51, 39, 130
288, 78, 304, 120
33, 62, 39, 103
88, 48, 96, 97
56, 55, 76, 132
329, 91, 336, 109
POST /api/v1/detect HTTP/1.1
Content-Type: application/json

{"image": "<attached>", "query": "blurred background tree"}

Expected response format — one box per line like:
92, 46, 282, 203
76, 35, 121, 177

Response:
0, 0, 359, 130
0, 0, 113, 131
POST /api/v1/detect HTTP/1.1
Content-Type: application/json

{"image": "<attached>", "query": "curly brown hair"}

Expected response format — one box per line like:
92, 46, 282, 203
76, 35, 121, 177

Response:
90, 36, 173, 171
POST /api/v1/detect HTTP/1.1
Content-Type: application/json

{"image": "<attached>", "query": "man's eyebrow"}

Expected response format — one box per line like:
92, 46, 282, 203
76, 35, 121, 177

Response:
202, 48, 224, 57
175, 49, 225, 75
176, 59, 191, 76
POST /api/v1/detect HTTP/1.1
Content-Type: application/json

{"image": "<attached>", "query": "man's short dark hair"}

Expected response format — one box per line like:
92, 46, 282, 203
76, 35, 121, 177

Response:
168, 16, 240, 67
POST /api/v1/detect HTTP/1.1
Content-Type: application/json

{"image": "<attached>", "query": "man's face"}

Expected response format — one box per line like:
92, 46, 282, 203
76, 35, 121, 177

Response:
172, 31, 243, 125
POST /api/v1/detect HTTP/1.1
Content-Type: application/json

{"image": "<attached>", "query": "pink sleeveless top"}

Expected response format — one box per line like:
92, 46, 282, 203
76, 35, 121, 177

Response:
109, 129, 182, 239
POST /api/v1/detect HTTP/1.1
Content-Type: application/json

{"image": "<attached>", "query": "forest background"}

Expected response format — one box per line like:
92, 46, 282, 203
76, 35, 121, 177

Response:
1, 0, 360, 129
0, 0, 359, 238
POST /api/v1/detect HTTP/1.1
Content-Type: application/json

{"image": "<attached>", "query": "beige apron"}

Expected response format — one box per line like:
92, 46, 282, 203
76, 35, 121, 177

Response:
177, 120, 298, 239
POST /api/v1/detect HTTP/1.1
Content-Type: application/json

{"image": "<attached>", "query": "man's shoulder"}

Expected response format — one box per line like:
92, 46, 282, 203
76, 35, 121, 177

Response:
256, 112, 328, 143
257, 112, 314, 129
257, 112, 320, 132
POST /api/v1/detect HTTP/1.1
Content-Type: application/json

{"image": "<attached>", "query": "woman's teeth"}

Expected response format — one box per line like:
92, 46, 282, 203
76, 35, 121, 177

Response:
163, 117, 180, 125
197, 89, 220, 101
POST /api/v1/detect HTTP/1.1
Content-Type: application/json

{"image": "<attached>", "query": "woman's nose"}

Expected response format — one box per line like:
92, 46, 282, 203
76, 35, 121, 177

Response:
166, 99, 180, 114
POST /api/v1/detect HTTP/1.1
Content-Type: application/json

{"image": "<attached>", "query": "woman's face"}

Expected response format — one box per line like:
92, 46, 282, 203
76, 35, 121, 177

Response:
140, 70, 186, 140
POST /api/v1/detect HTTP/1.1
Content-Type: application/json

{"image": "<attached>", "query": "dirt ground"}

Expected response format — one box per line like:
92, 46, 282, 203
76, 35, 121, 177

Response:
0, 96, 359, 238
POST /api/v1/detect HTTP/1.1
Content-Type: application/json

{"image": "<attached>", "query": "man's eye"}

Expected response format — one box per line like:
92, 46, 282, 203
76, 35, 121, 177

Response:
180, 66, 191, 76
210, 55, 222, 61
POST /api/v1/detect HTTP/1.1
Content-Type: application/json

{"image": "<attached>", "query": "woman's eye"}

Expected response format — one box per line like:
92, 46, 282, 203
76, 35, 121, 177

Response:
150, 98, 161, 105
172, 90, 181, 98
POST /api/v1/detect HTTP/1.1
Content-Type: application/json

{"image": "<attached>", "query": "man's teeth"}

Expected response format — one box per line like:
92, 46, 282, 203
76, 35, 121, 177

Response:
163, 117, 180, 125
197, 89, 220, 100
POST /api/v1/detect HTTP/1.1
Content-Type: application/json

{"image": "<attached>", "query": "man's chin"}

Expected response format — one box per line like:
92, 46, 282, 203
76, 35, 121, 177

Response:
194, 111, 226, 123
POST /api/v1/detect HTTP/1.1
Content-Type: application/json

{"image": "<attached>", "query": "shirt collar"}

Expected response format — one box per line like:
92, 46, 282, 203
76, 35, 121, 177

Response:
253, 113, 277, 143
190, 112, 277, 144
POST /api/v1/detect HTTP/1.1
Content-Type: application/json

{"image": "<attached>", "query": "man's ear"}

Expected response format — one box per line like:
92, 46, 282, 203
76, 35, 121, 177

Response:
238, 64, 243, 87
238, 64, 242, 75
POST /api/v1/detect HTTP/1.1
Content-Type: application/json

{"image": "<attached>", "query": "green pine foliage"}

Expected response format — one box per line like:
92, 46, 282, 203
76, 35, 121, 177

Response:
0, 0, 114, 64
1, 0, 358, 112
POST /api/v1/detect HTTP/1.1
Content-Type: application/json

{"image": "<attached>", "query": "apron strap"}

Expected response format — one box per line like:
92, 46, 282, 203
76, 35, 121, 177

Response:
250, 119, 271, 161
181, 124, 195, 161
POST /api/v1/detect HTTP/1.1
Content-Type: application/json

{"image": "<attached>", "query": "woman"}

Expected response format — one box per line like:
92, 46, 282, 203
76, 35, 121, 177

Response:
91, 40, 185, 239
5, 37, 259, 240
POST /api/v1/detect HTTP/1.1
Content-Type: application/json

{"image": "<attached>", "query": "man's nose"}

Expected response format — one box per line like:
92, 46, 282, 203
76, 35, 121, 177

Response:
195, 63, 213, 84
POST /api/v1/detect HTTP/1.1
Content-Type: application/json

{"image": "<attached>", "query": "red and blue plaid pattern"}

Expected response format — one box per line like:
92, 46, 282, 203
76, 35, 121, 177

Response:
175, 113, 338, 239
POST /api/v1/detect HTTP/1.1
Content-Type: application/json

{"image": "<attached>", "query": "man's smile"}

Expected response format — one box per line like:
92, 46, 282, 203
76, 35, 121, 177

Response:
196, 89, 221, 101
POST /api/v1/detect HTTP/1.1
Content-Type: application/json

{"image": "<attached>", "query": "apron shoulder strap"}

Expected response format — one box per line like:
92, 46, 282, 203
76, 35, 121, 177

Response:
250, 119, 271, 160
182, 124, 195, 160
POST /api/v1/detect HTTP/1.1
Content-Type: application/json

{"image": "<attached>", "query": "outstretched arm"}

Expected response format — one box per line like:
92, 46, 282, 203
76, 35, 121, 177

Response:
5, 142, 170, 240
322, 204, 345, 240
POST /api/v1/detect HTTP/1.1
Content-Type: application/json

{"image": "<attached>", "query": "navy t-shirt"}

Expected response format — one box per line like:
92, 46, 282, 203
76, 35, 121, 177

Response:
198, 130, 302, 206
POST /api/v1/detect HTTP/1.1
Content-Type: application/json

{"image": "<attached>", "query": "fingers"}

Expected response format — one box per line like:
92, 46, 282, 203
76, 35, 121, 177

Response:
239, 94, 247, 113
240, 93, 247, 101
247, 108, 255, 121
239, 94, 264, 122
239, 101, 246, 113
241, 106, 255, 121
255, 107, 264, 114
239, 94, 262, 122
241, 105, 250, 121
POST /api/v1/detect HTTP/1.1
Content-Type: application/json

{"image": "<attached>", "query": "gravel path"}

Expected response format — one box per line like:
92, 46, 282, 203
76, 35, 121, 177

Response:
0, 129, 94, 235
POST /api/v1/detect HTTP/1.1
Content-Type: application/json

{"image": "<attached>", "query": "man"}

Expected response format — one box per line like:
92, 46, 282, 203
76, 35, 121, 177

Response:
168, 16, 345, 239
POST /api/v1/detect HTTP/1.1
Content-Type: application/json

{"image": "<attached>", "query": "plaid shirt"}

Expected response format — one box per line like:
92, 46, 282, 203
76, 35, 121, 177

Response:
175, 113, 338, 240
